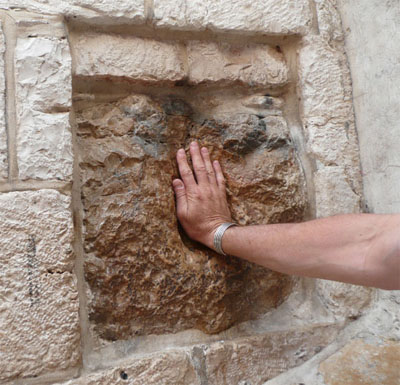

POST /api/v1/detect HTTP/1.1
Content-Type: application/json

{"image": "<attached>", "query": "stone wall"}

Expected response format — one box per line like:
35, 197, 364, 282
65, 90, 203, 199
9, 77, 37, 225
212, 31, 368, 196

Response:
0, 1, 398, 385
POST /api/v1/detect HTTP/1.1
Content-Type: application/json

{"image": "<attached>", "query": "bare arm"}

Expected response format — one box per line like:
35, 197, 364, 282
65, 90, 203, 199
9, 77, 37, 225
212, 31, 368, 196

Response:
173, 142, 400, 290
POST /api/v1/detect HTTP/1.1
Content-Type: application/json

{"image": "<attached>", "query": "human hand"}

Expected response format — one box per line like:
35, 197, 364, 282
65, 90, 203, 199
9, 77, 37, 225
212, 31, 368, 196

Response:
172, 142, 233, 251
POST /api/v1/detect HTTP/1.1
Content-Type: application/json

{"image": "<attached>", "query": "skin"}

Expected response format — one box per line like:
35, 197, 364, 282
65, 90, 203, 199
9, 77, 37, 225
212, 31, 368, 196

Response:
172, 141, 400, 290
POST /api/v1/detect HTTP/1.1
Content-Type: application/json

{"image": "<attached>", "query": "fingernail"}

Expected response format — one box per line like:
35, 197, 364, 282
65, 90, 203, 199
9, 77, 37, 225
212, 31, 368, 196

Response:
190, 141, 198, 147
173, 179, 183, 189
201, 147, 208, 153
178, 148, 185, 155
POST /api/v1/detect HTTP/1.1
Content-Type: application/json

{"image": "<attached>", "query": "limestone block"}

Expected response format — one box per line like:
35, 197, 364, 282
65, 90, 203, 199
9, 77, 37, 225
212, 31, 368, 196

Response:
15, 37, 72, 113
72, 33, 186, 83
314, 0, 344, 42
201, 325, 340, 384
153, 0, 312, 35
316, 279, 373, 320
15, 35, 73, 181
0, 190, 80, 381
0, 0, 145, 24
314, 167, 360, 217
187, 41, 288, 87
319, 339, 400, 385
339, 1, 400, 213
17, 111, 73, 180
298, 36, 361, 215
56, 351, 199, 385
0, 22, 6, 180
76, 93, 307, 340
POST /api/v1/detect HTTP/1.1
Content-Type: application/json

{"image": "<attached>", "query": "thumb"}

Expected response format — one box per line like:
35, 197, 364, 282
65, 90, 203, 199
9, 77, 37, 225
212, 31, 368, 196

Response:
172, 179, 188, 216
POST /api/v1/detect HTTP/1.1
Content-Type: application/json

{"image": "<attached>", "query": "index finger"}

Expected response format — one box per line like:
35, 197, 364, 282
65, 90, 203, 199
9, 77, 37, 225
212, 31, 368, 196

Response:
176, 148, 197, 191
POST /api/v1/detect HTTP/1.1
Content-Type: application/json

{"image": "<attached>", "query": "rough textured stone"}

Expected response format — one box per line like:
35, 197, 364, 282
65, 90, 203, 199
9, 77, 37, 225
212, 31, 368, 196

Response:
72, 33, 186, 83
153, 0, 312, 35
315, 0, 344, 42
201, 325, 340, 385
298, 36, 361, 216
0, 0, 145, 24
56, 351, 199, 385
15, 35, 73, 180
314, 167, 360, 217
0, 22, 7, 181
316, 280, 373, 320
0, 190, 80, 381
76, 93, 306, 339
187, 41, 288, 87
319, 339, 400, 385
17, 111, 73, 180
15, 37, 72, 112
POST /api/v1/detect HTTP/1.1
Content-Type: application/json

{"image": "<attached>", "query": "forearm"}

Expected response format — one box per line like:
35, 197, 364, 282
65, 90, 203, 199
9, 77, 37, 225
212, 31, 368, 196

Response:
222, 214, 400, 290
173, 143, 399, 290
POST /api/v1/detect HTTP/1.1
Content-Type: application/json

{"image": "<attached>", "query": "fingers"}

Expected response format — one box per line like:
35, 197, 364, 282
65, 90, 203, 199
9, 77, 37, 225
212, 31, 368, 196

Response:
172, 179, 188, 217
213, 160, 226, 193
189, 142, 209, 186
176, 143, 225, 194
201, 147, 217, 186
176, 148, 196, 190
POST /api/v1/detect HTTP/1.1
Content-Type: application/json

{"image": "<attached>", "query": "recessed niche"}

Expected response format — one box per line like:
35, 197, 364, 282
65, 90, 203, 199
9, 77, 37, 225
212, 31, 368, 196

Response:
73, 35, 307, 341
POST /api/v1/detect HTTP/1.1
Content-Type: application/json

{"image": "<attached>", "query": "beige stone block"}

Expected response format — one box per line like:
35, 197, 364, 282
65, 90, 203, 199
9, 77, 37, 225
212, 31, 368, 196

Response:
0, 0, 145, 24
17, 111, 73, 180
72, 33, 186, 83
316, 279, 373, 319
0, 190, 80, 381
56, 351, 200, 385
298, 37, 353, 128
187, 41, 288, 87
0, 22, 7, 181
153, 0, 312, 35
15, 34, 73, 181
201, 325, 340, 384
15, 36, 72, 113
319, 339, 400, 385
298, 36, 362, 215
314, 167, 360, 217
314, 0, 344, 42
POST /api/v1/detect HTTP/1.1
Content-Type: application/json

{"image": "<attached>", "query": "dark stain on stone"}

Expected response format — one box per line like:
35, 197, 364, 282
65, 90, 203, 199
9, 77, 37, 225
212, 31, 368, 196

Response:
120, 371, 128, 380
162, 96, 193, 117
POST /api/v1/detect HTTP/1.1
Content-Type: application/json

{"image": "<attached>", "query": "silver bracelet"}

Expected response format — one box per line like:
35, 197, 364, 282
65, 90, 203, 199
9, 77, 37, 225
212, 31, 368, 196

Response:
213, 222, 237, 255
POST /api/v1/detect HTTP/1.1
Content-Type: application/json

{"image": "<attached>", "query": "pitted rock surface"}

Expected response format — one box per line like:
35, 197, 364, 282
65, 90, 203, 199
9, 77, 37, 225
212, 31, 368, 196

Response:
76, 94, 307, 339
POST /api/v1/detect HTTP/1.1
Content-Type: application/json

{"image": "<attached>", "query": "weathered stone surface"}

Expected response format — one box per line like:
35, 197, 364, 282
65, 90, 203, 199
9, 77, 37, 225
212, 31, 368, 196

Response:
15, 35, 73, 180
76, 93, 306, 339
56, 351, 199, 385
319, 339, 400, 385
339, 0, 400, 213
0, 22, 7, 181
72, 33, 186, 83
153, 0, 312, 35
15, 37, 72, 112
316, 280, 373, 320
187, 41, 288, 87
0, 0, 145, 24
314, 167, 360, 217
200, 325, 340, 384
315, 0, 344, 42
298, 36, 361, 216
0, 190, 80, 381
17, 111, 73, 180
